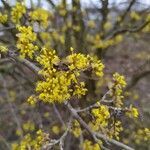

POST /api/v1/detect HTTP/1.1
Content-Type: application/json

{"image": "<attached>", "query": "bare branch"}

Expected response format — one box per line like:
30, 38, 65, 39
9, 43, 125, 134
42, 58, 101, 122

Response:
0, 26, 15, 32
53, 104, 66, 128
65, 102, 134, 150
43, 117, 72, 150
126, 70, 150, 90
120, 0, 137, 23
106, 20, 150, 40
100, 0, 109, 32
46, 0, 56, 8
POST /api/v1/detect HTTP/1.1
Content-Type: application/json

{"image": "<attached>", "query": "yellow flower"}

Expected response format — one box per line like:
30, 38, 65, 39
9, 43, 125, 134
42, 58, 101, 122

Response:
87, 20, 96, 28
82, 139, 101, 150
109, 121, 123, 140
33, 48, 104, 103
71, 120, 82, 138
91, 57, 104, 77
52, 125, 60, 135
57, 3, 67, 16
126, 105, 139, 118
131, 107, 139, 118
104, 22, 112, 31
11, 2, 26, 24
27, 95, 37, 106
0, 13, 8, 24
12, 130, 48, 150
114, 35, 123, 43
130, 11, 140, 21
73, 82, 87, 98
66, 53, 89, 70
36, 47, 60, 69
113, 73, 126, 88
73, 25, 81, 32
23, 121, 35, 132
109, 73, 127, 107
16, 26, 38, 58
0, 44, 8, 53
30, 8, 50, 28
16, 129, 22, 136
135, 128, 150, 144
91, 105, 110, 131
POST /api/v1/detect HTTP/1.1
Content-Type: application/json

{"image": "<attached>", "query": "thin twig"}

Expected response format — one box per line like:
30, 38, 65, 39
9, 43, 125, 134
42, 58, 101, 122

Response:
106, 20, 150, 40
0, 26, 15, 32
53, 104, 66, 128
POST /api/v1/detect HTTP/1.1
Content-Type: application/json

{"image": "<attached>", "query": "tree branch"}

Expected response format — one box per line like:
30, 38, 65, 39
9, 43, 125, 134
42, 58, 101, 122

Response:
106, 20, 150, 40
65, 102, 134, 150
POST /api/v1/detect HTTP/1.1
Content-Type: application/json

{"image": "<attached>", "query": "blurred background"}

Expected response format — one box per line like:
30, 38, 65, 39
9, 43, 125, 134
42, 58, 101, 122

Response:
0, 0, 150, 149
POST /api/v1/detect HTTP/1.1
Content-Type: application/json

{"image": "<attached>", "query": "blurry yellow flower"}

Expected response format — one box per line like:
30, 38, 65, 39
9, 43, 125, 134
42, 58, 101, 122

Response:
82, 139, 101, 150
66, 53, 89, 70
23, 121, 35, 132
0, 44, 8, 53
52, 125, 60, 135
71, 120, 82, 138
113, 73, 126, 88
11, 2, 26, 24
131, 107, 139, 118
30, 8, 50, 28
130, 11, 140, 21
27, 95, 37, 106
126, 105, 139, 118
104, 22, 112, 31
87, 20, 96, 28
0, 13, 8, 24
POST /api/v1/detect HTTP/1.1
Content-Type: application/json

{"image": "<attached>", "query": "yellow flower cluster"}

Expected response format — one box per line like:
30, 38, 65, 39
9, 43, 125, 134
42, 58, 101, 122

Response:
130, 107, 139, 118
0, 13, 8, 24
16, 26, 38, 58
36, 48, 60, 70
30, 8, 50, 28
109, 73, 127, 107
11, 2, 26, 24
36, 71, 74, 103
36, 48, 77, 103
82, 139, 101, 150
90, 57, 104, 77
67, 48, 104, 77
113, 73, 127, 88
71, 120, 82, 138
104, 22, 112, 31
87, 20, 96, 28
16, 121, 35, 137
52, 125, 60, 135
73, 25, 81, 32
40, 32, 51, 47
27, 95, 37, 106
93, 34, 123, 49
35, 47, 104, 103
109, 121, 123, 140
126, 105, 139, 118
0, 44, 8, 53
51, 31, 65, 44
135, 128, 150, 144
57, 3, 67, 16
73, 82, 88, 98
130, 11, 140, 21
90, 104, 110, 131
22, 121, 35, 132
66, 53, 89, 70
12, 130, 48, 150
